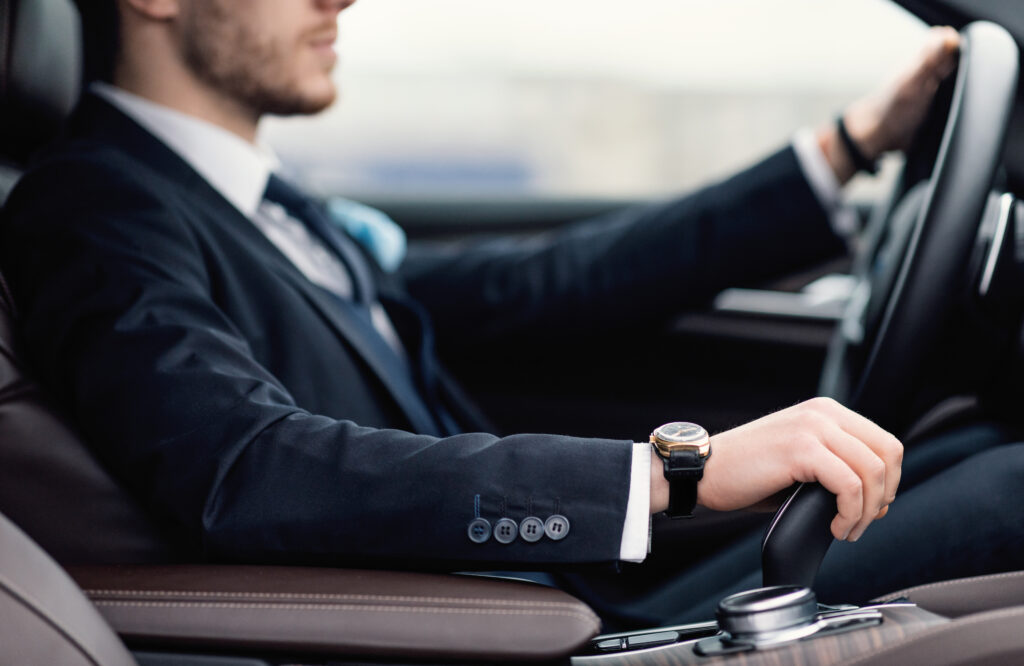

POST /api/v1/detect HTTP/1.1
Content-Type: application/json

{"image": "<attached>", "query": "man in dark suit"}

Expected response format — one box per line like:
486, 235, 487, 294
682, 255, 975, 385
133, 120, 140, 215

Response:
0, 0, 962, 621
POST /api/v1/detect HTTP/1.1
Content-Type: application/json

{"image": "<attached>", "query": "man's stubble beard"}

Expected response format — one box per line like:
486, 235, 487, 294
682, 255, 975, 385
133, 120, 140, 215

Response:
179, 1, 336, 118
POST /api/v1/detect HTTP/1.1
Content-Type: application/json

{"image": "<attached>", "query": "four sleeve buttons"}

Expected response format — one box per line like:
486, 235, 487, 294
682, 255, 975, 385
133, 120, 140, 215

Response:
467, 507, 572, 545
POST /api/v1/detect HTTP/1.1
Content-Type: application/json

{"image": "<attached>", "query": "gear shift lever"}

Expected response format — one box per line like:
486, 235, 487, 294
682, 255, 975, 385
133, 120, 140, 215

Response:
693, 484, 844, 656
761, 483, 836, 589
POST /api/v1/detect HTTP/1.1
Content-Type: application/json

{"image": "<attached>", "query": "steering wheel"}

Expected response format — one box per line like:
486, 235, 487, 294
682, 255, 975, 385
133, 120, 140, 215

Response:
819, 21, 1019, 434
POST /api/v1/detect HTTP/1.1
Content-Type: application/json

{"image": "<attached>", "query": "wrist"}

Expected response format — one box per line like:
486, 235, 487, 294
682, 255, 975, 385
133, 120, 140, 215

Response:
842, 107, 887, 163
649, 452, 669, 514
648, 422, 711, 518
816, 124, 857, 186
695, 438, 720, 510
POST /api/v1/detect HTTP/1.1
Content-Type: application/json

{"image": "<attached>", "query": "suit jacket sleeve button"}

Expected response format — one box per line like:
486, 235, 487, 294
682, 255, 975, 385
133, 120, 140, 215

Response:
493, 518, 518, 544
544, 514, 570, 541
519, 516, 544, 543
468, 517, 492, 543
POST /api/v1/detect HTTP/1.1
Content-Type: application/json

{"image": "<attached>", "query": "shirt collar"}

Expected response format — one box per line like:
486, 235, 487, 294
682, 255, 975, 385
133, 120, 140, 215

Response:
91, 82, 280, 217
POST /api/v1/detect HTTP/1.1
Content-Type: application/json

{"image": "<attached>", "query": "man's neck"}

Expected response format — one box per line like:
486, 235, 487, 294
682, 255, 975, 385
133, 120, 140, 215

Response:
114, 65, 261, 145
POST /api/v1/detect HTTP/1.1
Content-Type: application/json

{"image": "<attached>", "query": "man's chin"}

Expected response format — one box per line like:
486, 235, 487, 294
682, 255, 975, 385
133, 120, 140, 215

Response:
263, 88, 337, 118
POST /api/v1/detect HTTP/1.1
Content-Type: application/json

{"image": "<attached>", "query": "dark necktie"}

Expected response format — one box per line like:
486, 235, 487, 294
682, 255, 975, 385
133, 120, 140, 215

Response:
263, 173, 375, 304
262, 173, 445, 436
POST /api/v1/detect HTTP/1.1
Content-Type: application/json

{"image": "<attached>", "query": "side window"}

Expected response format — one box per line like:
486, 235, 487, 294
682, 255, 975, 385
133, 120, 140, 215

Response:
265, 0, 926, 200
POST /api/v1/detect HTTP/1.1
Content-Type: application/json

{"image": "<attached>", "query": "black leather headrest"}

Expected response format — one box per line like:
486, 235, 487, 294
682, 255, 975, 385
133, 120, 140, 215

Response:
0, 0, 82, 163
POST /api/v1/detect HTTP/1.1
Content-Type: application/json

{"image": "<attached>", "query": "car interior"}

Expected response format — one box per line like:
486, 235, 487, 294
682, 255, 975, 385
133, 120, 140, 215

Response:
4, 0, 1024, 664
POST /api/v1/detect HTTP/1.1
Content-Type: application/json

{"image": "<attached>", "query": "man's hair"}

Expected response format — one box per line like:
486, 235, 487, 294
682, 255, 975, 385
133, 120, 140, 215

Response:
73, 0, 121, 83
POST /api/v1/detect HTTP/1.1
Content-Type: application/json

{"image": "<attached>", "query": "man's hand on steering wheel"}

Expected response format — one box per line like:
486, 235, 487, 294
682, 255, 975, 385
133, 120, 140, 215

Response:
819, 26, 961, 185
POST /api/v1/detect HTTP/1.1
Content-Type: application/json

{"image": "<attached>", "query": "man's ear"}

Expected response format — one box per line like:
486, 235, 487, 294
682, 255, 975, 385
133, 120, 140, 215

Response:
121, 0, 180, 21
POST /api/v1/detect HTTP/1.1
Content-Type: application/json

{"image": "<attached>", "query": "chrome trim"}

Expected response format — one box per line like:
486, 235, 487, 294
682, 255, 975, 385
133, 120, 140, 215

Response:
979, 192, 1014, 297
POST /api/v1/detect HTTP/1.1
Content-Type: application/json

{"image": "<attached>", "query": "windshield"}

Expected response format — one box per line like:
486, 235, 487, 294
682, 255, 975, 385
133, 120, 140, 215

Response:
263, 0, 926, 200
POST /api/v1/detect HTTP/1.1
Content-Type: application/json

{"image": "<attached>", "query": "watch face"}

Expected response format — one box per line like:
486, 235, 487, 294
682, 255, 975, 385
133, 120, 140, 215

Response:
651, 422, 710, 456
655, 422, 706, 444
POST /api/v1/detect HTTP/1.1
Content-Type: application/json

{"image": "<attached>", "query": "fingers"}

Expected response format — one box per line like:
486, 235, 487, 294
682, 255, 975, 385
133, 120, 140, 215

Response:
843, 25, 962, 158
820, 424, 887, 541
809, 397, 903, 508
796, 441, 863, 541
904, 26, 960, 95
922, 26, 961, 78
919, 27, 959, 63
792, 398, 903, 542
837, 417, 902, 510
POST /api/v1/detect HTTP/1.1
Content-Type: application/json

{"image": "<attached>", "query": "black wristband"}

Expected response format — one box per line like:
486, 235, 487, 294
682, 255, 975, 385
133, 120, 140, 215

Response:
662, 449, 705, 519
836, 116, 879, 175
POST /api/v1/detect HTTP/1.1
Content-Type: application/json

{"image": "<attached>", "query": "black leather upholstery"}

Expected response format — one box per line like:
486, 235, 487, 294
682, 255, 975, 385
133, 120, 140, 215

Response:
0, 0, 81, 165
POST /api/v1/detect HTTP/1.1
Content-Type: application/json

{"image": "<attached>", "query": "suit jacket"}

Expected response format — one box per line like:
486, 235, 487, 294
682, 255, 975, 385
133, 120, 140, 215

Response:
0, 95, 844, 568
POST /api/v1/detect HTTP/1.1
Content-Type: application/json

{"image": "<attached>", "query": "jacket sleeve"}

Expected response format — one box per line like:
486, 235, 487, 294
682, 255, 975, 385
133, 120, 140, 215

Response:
401, 146, 846, 343
0, 153, 634, 569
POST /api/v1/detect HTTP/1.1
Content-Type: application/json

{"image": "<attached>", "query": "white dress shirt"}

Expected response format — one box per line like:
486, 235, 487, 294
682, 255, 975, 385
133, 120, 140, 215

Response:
92, 83, 405, 355
92, 83, 846, 564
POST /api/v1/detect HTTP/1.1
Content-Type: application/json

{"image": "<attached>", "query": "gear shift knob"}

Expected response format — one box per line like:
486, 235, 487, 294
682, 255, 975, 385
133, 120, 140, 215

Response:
761, 483, 836, 589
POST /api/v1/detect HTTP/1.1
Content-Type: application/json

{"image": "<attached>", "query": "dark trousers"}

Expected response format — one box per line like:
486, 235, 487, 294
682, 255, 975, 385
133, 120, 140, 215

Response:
557, 422, 1024, 630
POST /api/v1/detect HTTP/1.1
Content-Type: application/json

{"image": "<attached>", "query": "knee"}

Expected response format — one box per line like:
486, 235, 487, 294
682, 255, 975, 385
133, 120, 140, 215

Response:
948, 442, 1024, 505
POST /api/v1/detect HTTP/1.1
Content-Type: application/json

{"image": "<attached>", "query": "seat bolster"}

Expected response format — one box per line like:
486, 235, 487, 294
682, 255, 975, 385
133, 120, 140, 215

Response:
0, 513, 136, 666
873, 570, 1024, 618
834, 605, 1024, 666
71, 565, 601, 662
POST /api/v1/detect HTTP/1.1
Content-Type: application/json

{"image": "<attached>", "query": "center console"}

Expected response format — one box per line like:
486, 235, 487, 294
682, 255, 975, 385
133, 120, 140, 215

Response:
573, 483, 956, 665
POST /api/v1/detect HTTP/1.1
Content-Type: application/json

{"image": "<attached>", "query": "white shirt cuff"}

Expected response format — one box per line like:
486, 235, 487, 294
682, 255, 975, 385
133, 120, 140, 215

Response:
619, 442, 652, 563
792, 128, 859, 237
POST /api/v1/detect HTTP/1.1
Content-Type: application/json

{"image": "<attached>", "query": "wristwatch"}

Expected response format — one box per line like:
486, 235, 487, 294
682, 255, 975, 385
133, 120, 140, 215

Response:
650, 422, 711, 519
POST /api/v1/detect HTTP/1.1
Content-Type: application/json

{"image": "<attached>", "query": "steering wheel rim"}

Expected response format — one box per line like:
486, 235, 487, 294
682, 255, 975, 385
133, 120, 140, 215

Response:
819, 21, 1019, 434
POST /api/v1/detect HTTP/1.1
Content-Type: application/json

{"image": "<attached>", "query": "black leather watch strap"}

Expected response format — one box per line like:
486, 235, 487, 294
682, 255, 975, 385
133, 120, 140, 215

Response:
662, 449, 705, 519
836, 115, 879, 175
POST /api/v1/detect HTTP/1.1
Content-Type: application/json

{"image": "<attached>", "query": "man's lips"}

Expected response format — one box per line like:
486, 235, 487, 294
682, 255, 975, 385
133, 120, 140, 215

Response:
309, 33, 337, 51
310, 32, 336, 46
307, 21, 338, 47
308, 30, 338, 67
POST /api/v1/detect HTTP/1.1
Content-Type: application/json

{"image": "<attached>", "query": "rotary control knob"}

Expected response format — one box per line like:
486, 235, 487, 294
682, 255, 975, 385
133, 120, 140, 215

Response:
694, 584, 886, 657
716, 586, 818, 643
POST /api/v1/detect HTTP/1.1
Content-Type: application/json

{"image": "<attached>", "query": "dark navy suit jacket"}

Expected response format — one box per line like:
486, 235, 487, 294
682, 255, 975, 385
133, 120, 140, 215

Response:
0, 95, 844, 568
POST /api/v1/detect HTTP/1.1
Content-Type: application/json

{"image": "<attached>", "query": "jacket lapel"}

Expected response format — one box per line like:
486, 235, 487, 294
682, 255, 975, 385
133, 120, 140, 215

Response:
67, 94, 441, 436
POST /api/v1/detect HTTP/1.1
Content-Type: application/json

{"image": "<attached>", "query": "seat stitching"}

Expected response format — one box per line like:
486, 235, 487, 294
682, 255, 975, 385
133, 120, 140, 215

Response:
92, 600, 600, 628
873, 570, 1024, 602
83, 588, 584, 608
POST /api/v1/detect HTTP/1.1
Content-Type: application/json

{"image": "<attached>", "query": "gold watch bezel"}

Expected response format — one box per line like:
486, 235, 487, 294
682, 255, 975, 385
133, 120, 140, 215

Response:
650, 422, 711, 458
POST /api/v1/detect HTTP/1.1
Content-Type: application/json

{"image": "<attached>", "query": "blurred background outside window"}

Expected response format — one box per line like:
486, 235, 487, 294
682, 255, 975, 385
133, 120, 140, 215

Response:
264, 0, 926, 203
